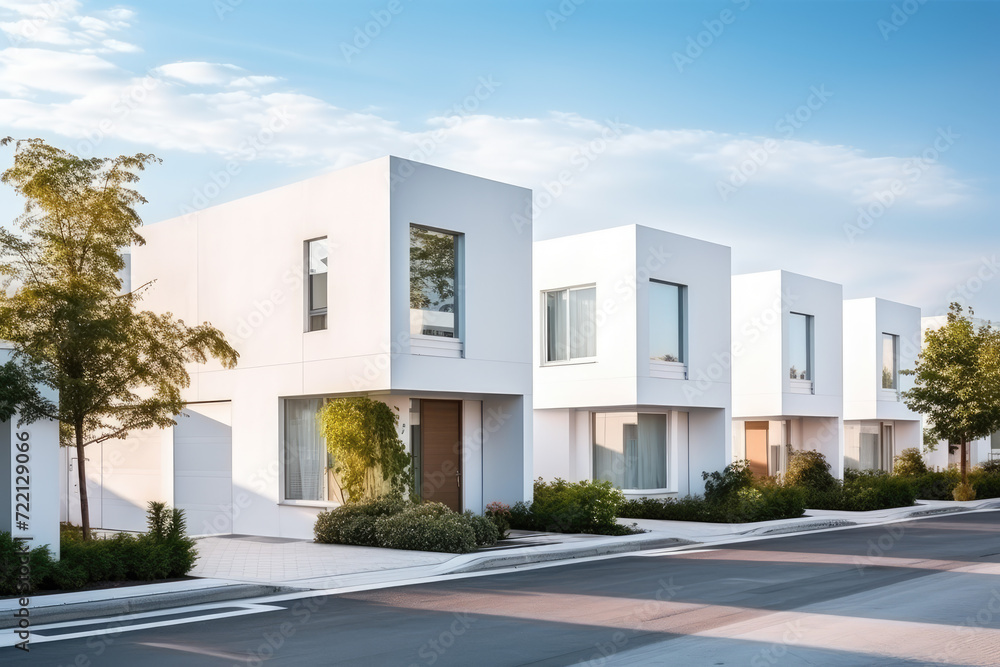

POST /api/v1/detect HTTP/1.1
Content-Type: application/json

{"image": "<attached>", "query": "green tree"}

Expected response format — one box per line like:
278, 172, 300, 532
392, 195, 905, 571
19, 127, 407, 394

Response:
409, 226, 455, 310
0, 138, 239, 539
903, 303, 1000, 499
317, 396, 413, 502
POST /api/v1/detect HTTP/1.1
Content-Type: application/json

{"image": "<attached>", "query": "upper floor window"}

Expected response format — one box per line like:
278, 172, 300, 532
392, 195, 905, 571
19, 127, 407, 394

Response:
410, 225, 460, 339
307, 238, 328, 332
882, 333, 898, 389
544, 285, 596, 363
649, 281, 686, 363
789, 312, 813, 381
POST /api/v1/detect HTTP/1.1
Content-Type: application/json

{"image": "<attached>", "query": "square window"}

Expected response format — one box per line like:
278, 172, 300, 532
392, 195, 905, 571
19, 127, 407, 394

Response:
543, 286, 596, 362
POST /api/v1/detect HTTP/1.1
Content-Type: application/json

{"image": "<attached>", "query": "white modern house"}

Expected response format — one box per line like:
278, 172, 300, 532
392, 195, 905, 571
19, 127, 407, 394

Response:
731, 271, 845, 479
843, 298, 923, 471
65, 157, 534, 539
2, 343, 61, 559
533, 225, 732, 498
920, 314, 1000, 469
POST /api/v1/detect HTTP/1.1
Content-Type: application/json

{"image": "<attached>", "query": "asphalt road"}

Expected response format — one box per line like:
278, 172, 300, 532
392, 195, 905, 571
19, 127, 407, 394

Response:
6, 511, 1000, 666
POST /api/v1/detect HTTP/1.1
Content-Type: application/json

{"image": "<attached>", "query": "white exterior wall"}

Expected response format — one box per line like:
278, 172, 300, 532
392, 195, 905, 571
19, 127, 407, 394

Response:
84, 157, 532, 538
533, 225, 731, 496
1, 346, 61, 559
732, 271, 844, 477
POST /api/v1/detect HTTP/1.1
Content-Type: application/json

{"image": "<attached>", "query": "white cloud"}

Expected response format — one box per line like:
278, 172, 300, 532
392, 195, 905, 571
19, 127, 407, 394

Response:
155, 62, 246, 87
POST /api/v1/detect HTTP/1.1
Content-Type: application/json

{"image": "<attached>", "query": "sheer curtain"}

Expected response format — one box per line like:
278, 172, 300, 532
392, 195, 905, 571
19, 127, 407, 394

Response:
569, 287, 596, 358
546, 291, 568, 361
859, 433, 880, 471
637, 414, 667, 489
284, 398, 325, 501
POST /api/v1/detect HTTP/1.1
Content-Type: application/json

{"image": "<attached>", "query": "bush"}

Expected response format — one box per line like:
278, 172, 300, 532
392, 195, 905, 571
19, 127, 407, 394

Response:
893, 448, 928, 477
375, 508, 477, 554
910, 470, 959, 500
841, 470, 916, 511
786, 450, 838, 492
953, 482, 976, 501
484, 502, 512, 539
314, 495, 405, 546
507, 501, 536, 531
618, 483, 806, 524
702, 460, 755, 503
1, 504, 197, 596
314, 497, 498, 553
977, 459, 1000, 474
971, 470, 1000, 499
526, 478, 625, 534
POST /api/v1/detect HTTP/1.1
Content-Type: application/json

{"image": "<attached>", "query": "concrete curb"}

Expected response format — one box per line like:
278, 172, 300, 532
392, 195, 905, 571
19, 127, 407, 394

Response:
0, 584, 296, 629
446, 537, 696, 574
740, 519, 856, 536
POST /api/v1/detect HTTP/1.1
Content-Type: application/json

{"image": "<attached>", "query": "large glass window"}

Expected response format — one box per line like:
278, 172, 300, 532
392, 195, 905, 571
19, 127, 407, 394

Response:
544, 286, 596, 362
649, 281, 686, 363
882, 333, 898, 389
284, 398, 336, 501
788, 313, 813, 380
307, 238, 328, 332
593, 412, 668, 490
410, 226, 460, 338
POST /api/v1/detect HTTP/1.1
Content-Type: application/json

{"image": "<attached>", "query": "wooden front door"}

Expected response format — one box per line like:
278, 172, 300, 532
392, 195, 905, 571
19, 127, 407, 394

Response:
745, 421, 769, 477
420, 400, 463, 512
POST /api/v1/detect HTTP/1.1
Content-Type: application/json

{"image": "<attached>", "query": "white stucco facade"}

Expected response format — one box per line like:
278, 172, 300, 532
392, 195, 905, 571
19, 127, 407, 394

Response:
73, 157, 533, 539
731, 271, 845, 478
2, 345, 61, 559
533, 225, 732, 497
842, 298, 923, 471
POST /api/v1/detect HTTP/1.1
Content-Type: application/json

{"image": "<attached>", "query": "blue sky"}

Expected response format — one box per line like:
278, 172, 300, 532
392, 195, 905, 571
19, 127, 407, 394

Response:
1, 0, 998, 316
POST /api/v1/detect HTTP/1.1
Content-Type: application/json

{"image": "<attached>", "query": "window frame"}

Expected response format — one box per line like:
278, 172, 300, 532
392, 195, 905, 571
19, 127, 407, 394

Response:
305, 237, 328, 333
541, 284, 598, 366
590, 411, 678, 494
648, 279, 688, 364
788, 312, 814, 382
882, 332, 899, 390
408, 224, 464, 341
280, 396, 340, 506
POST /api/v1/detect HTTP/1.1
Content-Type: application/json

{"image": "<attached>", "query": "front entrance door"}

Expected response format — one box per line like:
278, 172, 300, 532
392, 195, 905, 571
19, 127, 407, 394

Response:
420, 400, 463, 512
745, 421, 769, 477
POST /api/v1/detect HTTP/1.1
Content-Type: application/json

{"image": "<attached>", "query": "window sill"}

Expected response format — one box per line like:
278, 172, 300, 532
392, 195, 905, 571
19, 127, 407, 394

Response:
541, 357, 598, 367
789, 379, 814, 395
878, 388, 900, 401
280, 500, 342, 509
410, 334, 464, 358
649, 360, 687, 380
621, 488, 678, 496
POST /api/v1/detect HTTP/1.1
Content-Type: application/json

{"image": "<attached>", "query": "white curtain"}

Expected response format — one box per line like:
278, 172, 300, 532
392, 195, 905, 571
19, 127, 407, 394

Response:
637, 414, 667, 489
284, 398, 325, 501
546, 290, 568, 361
859, 433, 880, 471
569, 287, 596, 358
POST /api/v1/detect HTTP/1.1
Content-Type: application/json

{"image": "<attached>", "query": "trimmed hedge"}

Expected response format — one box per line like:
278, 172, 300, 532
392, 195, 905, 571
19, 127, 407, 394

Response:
314, 498, 498, 554
1, 503, 197, 596
619, 478, 806, 524
506, 479, 639, 535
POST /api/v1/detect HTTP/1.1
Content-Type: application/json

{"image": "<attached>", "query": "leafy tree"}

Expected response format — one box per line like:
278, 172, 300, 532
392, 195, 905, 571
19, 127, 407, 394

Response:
317, 396, 413, 502
903, 303, 1000, 499
409, 226, 456, 310
0, 138, 238, 539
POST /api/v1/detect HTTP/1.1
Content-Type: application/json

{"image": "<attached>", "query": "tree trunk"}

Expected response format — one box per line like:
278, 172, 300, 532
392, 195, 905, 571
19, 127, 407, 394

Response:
75, 420, 91, 540
960, 436, 969, 486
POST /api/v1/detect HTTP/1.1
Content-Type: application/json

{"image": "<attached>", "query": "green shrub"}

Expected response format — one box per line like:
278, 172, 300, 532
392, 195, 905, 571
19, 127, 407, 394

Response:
977, 459, 1000, 475
970, 470, 1000, 499
841, 470, 916, 511
507, 501, 536, 531
314, 495, 406, 546
618, 483, 805, 524
484, 502, 512, 539
785, 450, 838, 491
0, 532, 54, 595
528, 478, 624, 534
910, 470, 959, 500
375, 508, 477, 554
893, 448, 928, 477
464, 511, 500, 547
702, 460, 755, 503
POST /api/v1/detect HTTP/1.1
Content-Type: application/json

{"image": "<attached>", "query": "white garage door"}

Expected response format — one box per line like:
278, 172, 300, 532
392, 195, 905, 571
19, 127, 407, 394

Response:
174, 402, 233, 536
